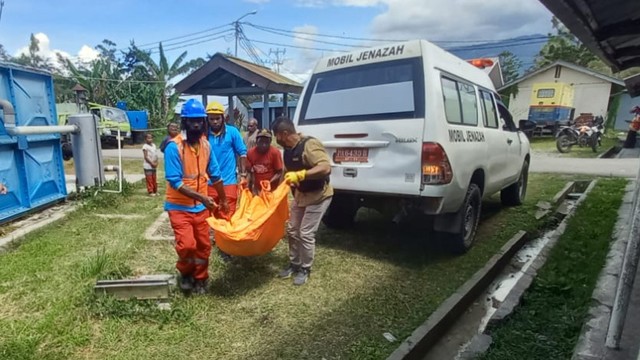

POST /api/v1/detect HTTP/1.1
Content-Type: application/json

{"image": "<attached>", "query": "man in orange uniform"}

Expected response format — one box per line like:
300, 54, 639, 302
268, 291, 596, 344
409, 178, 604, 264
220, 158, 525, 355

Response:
164, 99, 229, 295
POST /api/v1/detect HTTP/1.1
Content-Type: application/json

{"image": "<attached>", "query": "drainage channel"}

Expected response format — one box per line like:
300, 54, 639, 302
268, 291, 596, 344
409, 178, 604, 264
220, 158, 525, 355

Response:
388, 180, 593, 360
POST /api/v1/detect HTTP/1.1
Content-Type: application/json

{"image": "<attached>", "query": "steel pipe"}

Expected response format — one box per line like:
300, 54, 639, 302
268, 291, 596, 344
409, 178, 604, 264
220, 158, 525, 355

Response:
5, 125, 78, 136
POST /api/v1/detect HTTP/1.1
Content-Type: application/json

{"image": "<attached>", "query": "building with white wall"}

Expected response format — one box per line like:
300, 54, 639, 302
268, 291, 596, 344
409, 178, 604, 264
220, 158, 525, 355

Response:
499, 61, 625, 122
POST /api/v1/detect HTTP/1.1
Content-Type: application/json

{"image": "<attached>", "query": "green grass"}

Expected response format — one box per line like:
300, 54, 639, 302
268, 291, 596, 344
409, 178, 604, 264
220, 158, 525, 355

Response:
0, 174, 571, 359
530, 135, 620, 158
478, 178, 628, 360
64, 158, 164, 179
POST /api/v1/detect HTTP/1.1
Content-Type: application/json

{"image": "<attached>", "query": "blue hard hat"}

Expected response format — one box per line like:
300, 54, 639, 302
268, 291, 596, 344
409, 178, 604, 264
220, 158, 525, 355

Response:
181, 99, 206, 118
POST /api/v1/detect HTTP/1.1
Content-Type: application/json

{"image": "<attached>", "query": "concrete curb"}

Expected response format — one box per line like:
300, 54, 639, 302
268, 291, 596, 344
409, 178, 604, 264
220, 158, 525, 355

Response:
144, 211, 173, 241
553, 181, 576, 206
386, 230, 528, 360
486, 180, 597, 330
598, 145, 619, 159
572, 180, 636, 360
0, 203, 78, 251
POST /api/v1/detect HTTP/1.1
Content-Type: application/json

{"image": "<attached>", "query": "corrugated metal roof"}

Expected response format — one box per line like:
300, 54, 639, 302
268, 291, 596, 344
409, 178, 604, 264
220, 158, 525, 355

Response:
539, 0, 640, 72
498, 60, 625, 91
174, 53, 303, 96
224, 55, 301, 87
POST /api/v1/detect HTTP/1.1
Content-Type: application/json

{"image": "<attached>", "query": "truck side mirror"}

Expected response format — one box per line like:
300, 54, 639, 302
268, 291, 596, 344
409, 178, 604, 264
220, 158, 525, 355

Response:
518, 119, 536, 132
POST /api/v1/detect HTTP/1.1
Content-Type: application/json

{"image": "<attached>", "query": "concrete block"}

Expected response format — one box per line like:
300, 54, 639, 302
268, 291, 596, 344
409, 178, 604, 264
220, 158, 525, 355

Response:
458, 334, 492, 360
535, 209, 550, 220
537, 201, 552, 210
592, 274, 618, 307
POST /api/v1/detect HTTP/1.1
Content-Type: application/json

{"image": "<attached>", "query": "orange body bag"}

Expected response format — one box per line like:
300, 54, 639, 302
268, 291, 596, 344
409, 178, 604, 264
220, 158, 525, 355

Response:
207, 181, 289, 257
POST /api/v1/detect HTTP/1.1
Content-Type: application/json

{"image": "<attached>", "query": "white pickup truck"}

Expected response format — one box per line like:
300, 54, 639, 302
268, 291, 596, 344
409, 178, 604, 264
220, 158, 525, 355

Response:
292, 40, 534, 253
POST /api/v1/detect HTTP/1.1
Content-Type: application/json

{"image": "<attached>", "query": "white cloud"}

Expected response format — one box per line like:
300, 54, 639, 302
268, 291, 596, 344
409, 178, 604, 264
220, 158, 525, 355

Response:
296, 0, 550, 41
14, 32, 99, 69
369, 0, 551, 42
288, 25, 328, 74
77, 45, 100, 63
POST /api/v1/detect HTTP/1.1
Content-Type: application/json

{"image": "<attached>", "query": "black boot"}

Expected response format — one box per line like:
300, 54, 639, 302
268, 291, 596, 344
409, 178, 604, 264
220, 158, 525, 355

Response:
178, 274, 194, 293
193, 279, 208, 295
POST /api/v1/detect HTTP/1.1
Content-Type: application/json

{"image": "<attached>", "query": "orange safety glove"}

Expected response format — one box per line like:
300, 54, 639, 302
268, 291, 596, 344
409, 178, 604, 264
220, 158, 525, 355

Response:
284, 170, 306, 185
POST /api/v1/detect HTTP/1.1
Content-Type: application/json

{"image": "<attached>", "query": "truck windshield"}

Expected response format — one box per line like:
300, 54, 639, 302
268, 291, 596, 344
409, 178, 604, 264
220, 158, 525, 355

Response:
102, 107, 128, 123
299, 57, 424, 125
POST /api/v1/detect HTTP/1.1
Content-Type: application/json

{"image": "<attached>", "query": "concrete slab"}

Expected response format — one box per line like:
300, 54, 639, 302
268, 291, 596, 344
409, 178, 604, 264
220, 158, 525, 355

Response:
572, 181, 639, 360
0, 203, 77, 251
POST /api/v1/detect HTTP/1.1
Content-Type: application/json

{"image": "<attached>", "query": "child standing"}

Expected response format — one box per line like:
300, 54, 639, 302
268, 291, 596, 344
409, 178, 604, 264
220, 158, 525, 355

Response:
142, 133, 159, 196
160, 122, 180, 153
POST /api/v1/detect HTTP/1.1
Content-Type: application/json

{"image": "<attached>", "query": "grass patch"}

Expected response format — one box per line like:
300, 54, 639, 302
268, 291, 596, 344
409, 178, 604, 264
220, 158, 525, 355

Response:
0, 173, 571, 359
530, 135, 620, 158
478, 178, 627, 360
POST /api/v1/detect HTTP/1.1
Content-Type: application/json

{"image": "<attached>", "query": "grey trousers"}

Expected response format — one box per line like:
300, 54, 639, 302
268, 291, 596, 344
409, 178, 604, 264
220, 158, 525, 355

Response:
287, 196, 332, 269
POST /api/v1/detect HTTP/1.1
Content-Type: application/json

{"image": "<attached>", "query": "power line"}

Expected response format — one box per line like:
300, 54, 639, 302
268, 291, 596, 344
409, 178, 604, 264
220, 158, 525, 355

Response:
269, 48, 286, 73
245, 23, 368, 48
245, 22, 550, 44
151, 32, 233, 53
131, 23, 233, 50
245, 38, 349, 53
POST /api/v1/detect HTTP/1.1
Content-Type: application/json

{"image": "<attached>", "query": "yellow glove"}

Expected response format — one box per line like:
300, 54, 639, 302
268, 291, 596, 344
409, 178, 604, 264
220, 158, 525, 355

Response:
284, 170, 306, 185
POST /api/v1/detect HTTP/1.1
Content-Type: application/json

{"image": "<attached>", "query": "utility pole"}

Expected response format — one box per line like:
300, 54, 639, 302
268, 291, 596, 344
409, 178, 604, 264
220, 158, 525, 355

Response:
0, 1, 5, 25
269, 48, 286, 73
234, 10, 257, 57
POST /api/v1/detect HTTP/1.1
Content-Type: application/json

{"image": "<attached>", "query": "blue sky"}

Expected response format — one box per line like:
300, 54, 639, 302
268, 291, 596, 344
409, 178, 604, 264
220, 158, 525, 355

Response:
0, 0, 554, 80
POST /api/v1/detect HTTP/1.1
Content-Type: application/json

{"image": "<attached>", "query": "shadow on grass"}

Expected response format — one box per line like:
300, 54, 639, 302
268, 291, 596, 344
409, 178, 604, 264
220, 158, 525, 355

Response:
316, 198, 508, 268
207, 252, 279, 298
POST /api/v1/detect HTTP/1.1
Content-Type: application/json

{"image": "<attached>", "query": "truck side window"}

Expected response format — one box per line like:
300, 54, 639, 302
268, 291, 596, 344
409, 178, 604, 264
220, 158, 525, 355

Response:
441, 77, 477, 126
480, 90, 498, 128
496, 100, 517, 132
442, 77, 463, 124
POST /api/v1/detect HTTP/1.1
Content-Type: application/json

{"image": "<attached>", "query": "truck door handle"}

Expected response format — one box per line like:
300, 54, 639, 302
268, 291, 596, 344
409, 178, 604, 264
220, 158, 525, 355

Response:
507, 139, 513, 145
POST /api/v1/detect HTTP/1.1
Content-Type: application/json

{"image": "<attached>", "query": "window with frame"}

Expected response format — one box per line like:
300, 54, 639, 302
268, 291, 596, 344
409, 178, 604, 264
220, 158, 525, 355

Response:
537, 88, 555, 98
480, 90, 498, 128
441, 77, 462, 124
441, 77, 478, 126
459, 81, 478, 125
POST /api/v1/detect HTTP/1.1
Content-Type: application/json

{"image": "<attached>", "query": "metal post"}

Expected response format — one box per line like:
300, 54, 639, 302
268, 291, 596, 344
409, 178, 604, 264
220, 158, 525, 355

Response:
606, 160, 640, 349
282, 92, 288, 118
227, 95, 235, 126
101, 126, 123, 194
233, 10, 257, 58
263, 91, 270, 129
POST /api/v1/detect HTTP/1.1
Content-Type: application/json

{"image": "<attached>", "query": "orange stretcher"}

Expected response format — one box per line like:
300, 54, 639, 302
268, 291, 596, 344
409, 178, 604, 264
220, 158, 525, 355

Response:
207, 181, 289, 257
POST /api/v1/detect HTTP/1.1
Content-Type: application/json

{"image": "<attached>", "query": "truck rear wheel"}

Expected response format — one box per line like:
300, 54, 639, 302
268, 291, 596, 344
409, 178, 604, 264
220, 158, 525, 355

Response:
322, 193, 359, 229
443, 183, 481, 255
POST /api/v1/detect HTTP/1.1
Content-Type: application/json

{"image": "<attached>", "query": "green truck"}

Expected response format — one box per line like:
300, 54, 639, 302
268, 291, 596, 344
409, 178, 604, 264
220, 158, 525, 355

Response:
57, 103, 132, 159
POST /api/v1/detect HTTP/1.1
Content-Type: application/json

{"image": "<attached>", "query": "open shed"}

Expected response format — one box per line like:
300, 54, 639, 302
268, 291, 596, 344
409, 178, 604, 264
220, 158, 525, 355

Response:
174, 53, 303, 129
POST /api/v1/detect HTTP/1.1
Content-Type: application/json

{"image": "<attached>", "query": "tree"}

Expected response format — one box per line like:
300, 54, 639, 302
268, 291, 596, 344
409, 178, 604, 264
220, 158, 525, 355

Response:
534, 17, 598, 69
131, 42, 203, 126
0, 44, 9, 61
498, 51, 522, 106
13, 33, 53, 71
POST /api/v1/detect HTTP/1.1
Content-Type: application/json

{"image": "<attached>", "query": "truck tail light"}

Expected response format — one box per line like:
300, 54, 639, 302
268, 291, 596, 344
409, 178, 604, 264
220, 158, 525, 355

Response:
421, 142, 453, 185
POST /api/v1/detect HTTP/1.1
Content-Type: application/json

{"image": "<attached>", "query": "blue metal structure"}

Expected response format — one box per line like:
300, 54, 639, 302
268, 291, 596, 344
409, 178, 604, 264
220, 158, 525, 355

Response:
0, 62, 67, 225
126, 110, 148, 130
